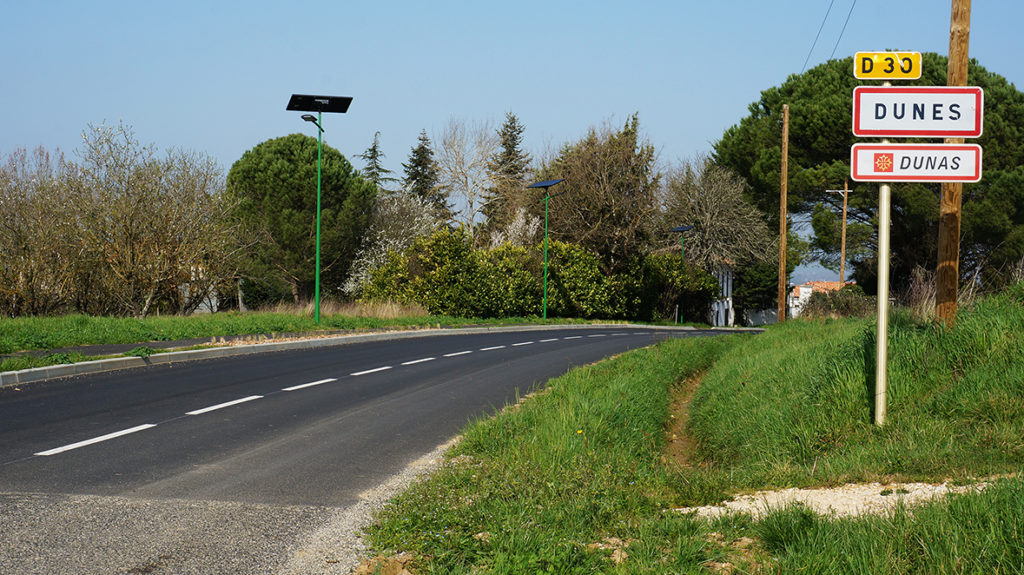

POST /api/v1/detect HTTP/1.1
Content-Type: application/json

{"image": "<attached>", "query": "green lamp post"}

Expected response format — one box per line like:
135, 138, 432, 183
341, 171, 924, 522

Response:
528, 179, 565, 320
287, 94, 352, 324
669, 225, 694, 324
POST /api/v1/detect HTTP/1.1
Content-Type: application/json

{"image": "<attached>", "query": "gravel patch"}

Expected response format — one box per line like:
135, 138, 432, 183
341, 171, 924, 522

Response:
674, 480, 992, 519
280, 436, 460, 575
0, 437, 459, 575
0, 492, 332, 575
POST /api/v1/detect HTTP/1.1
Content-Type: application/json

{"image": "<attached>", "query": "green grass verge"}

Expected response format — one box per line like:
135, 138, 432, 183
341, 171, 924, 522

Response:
367, 285, 1024, 573
0, 312, 564, 354
0, 312, 598, 372
368, 334, 743, 573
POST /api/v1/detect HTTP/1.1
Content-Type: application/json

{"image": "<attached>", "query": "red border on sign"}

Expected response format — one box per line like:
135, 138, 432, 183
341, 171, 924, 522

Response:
850, 143, 982, 182
852, 86, 983, 138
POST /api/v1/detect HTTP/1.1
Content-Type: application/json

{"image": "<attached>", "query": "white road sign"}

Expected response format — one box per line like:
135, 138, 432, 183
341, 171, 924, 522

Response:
852, 86, 983, 138
851, 143, 982, 182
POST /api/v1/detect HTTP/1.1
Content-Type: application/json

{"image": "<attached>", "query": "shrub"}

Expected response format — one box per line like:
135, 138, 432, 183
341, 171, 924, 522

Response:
476, 244, 541, 317
801, 284, 875, 319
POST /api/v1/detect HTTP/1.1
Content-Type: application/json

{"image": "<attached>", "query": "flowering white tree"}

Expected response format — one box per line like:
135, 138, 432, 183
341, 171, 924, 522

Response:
343, 192, 439, 297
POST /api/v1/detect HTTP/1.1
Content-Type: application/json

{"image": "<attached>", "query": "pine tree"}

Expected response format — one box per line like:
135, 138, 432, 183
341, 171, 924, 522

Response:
358, 131, 398, 192
402, 129, 450, 221
483, 112, 531, 233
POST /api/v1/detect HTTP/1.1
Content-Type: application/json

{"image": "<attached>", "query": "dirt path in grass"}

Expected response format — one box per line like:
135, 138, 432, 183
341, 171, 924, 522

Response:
663, 372, 1006, 519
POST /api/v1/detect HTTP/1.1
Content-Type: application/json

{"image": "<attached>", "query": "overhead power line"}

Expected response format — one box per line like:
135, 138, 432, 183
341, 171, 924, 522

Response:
830, 0, 859, 60
802, 0, 837, 73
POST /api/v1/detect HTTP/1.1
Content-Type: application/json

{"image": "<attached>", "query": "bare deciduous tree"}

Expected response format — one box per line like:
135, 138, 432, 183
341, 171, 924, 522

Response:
0, 123, 243, 318
436, 118, 498, 243
73, 123, 239, 317
0, 147, 79, 316
660, 155, 774, 269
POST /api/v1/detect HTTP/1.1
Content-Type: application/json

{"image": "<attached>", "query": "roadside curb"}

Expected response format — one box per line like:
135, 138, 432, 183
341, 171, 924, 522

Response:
1, 323, 756, 388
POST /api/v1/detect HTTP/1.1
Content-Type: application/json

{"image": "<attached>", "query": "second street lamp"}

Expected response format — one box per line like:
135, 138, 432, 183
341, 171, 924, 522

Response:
287, 94, 352, 324
527, 179, 565, 320
669, 225, 694, 324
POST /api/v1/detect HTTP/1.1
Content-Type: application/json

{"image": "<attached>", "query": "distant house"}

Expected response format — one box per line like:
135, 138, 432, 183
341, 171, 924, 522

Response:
788, 280, 855, 318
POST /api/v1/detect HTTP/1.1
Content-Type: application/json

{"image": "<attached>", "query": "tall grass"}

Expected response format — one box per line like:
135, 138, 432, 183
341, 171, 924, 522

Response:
684, 286, 1024, 497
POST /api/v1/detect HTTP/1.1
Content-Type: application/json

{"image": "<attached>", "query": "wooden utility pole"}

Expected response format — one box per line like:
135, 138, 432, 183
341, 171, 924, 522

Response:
826, 179, 850, 282
936, 0, 971, 326
778, 104, 790, 323
840, 179, 848, 282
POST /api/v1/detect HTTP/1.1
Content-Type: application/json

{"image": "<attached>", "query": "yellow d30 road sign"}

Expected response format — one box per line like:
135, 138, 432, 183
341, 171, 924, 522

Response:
855, 51, 922, 80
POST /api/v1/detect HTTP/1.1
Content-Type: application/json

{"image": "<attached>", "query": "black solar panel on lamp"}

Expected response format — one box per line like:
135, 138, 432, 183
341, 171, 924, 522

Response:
527, 179, 565, 189
286, 94, 353, 113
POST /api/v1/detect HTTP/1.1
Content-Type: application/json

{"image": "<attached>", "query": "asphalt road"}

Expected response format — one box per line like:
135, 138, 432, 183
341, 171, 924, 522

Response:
0, 326, 717, 574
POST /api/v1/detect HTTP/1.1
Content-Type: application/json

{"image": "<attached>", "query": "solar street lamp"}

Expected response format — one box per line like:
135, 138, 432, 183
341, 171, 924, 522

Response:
287, 94, 352, 324
669, 225, 694, 324
528, 179, 565, 320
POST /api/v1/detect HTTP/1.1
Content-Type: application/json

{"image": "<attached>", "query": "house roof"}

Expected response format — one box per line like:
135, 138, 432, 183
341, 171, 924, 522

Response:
790, 280, 855, 298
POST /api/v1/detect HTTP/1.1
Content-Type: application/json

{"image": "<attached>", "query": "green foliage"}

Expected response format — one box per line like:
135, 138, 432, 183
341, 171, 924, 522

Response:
476, 244, 541, 318
715, 53, 1024, 292
362, 232, 720, 321
363, 227, 540, 318
402, 129, 450, 221
535, 114, 660, 274
482, 112, 532, 236
225, 133, 377, 304
639, 253, 719, 322
543, 241, 613, 319
357, 131, 398, 192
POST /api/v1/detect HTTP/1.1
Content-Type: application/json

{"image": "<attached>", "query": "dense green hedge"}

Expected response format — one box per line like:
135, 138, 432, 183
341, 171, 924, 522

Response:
361, 227, 717, 321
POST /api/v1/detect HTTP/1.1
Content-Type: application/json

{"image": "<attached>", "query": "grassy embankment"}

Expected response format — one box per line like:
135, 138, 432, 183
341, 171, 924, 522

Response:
367, 284, 1024, 574
0, 302, 589, 373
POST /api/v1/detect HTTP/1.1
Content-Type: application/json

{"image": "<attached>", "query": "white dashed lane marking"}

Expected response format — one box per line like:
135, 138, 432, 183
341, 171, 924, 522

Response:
350, 366, 393, 376
35, 424, 158, 456
186, 395, 264, 416
401, 357, 436, 366
26, 331, 657, 459
282, 378, 337, 392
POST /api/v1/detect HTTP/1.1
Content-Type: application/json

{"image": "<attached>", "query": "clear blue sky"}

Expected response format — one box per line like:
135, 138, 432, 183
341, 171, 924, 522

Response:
2, 1, 1020, 279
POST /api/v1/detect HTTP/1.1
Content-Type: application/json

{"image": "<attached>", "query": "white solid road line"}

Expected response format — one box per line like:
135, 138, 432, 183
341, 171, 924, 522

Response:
443, 351, 473, 357
480, 345, 506, 351
512, 341, 534, 346
186, 395, 264, 416
282, 378, 337, 391
35, 424, 158, 456
350, 366, 393, 376
401, 357, 436, 365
